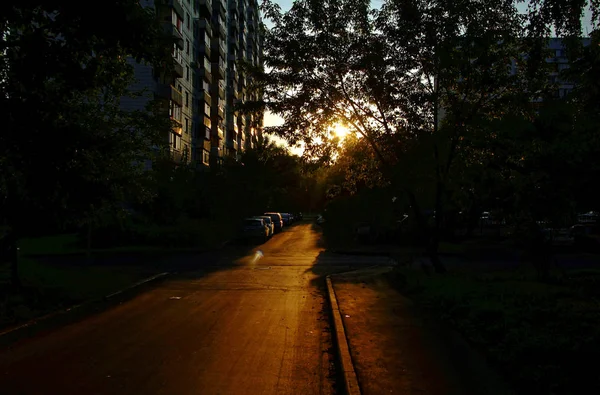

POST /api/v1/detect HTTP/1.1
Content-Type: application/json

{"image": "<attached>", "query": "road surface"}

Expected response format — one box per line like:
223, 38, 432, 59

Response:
0, 223, 375, 395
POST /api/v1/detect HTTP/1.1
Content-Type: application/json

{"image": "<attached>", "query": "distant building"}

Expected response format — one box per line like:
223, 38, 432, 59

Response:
121, 0, 264, 168
436, 37, 592, 126
512, 37, 591, 101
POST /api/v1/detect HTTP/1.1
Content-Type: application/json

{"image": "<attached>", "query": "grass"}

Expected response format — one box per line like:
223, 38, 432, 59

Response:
18, 234, 80, 255
19, 258, 159, 301
17, 233, 220, 256
389, 262, 600, 395
0, 258, 160, 330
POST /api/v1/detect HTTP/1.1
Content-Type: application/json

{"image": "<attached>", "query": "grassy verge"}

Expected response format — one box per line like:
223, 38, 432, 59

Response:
390, 263, 600, 395
17, 233, 225, 256
0, 258, 159, 330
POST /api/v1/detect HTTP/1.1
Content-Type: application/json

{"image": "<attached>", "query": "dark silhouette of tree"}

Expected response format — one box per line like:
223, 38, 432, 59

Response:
0, 1, 174, 287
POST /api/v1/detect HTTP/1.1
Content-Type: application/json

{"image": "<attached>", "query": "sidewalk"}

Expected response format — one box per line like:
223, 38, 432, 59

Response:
330, 267, 514, 395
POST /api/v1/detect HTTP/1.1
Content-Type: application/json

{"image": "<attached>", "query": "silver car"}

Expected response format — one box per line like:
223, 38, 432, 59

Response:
254, 215, 275, 237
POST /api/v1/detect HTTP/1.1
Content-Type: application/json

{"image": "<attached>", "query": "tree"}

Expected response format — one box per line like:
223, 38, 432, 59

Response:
0, 1, 173, 286
259, 0, 551, 272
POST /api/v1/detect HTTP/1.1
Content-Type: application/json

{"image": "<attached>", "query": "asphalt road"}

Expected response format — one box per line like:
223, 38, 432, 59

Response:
0, 223, 377, 395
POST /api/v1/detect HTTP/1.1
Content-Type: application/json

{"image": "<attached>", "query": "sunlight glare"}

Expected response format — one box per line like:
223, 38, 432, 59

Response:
332, 124, 351, 139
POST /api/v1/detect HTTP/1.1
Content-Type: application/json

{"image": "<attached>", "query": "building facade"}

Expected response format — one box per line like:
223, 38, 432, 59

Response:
122, 0, 263, 168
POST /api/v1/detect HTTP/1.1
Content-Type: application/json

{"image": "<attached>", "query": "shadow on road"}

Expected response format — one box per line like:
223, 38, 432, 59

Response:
0, 242, 260, 349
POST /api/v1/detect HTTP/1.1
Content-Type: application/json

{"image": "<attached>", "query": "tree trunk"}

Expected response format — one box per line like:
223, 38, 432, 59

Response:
86, 222, 93, 264
428, 176, 447, 274
4, 229, 21, 289
407, 190, 447, 274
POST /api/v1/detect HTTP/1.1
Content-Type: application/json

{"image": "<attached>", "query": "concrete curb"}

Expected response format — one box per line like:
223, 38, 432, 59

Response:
330, 250, 392, 257
0, 272, 170, 343
326, 276, 362, 395
103, 272, 169, 299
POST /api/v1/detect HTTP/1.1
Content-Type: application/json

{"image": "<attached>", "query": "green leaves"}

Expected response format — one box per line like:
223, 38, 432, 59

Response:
0, 0, 172, 234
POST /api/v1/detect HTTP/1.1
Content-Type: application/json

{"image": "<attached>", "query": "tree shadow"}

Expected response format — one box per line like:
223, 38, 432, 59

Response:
0, 242, 260, 348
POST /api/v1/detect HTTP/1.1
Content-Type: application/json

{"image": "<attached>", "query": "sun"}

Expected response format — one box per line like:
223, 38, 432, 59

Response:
332, 123, 351, 139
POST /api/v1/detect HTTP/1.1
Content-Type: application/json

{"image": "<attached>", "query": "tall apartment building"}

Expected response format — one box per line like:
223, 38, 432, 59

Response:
541, 38, 591, 99
436, 37, 591, 125
122, 0, 263, 168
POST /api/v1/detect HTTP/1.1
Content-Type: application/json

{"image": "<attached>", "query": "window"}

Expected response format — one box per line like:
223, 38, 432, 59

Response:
185, 118, 189, 134
169, 132, 181, 150
170, 101, 182, 122
185, 91, 189, 107
186, 39, 190, 56
186, 13, 190, 28
178, 84, 182, 92
186, 66, 190, 81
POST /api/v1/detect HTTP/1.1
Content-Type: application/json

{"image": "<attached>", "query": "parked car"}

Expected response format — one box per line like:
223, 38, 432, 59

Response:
571, 223, 600, 250
241, 218, 269, 243
254, 215, 274, 237
264, 212, 284, 233
281, 213, 292, 226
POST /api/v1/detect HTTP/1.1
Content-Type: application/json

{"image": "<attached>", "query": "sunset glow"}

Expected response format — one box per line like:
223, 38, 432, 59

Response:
332, 123, 351, 139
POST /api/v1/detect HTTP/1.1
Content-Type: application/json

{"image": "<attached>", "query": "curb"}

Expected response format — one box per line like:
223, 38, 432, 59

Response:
0, 272, 170, 344
330, 250, 392, 257
103, 272, 170, 299
326, 276, 361, 395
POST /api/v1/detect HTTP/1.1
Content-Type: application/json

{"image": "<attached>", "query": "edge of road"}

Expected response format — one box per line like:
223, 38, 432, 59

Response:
326, 275, 362, 395
0, 272, 170, 348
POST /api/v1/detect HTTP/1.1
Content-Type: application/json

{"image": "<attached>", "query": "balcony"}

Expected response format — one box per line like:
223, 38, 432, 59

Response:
227, 139, 239, 151
172, 149, 184, 163
190, 58, 201, 70
211, 38, 225, 58
163, 23, 184, 49
196, 18, 212, 36
160, 0, 184, 19
199, 0, 212, 16
247, 18, 255, 31
212, 60, 225, 79
218, 106, 225, 119
229, 69, 239, 83
199, 41, 211, 59
230, 35, 239, 49
170, 118, 183, 136
200, 89, 211, 106
157, 84, 183, 106
218, 81, 225, 99
172, 58, 184, 78
214, 0, 226, 18
198, 58, 212, 82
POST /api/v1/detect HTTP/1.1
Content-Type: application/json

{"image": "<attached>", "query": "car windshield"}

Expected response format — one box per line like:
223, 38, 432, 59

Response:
244, 219, 261, 226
